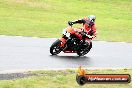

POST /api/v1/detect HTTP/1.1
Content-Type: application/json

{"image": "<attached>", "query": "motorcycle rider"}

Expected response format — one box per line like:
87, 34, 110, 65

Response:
68, 15, 97, 45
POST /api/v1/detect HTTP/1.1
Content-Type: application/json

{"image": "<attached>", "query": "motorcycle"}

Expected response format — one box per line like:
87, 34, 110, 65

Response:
50, 23, 92, 56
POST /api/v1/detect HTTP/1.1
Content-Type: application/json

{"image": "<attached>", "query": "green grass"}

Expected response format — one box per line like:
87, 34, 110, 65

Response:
0, 0, 132, 42
0, 69, 132, 88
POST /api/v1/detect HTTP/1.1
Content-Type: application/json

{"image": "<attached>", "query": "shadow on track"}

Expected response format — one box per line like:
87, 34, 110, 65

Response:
49, 55, 90, 60
49, 55, 92, 67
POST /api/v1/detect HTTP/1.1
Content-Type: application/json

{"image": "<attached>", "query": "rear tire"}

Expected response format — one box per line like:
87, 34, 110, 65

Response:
50, 39, 62, 55
89, 41, 92, 50
77, 42, 92, 56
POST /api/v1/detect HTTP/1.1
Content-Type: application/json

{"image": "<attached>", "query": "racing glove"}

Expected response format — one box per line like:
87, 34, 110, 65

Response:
68, 21, 74, 26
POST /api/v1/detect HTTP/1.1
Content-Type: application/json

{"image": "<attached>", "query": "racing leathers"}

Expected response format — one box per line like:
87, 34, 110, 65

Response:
68, 17, 97, 45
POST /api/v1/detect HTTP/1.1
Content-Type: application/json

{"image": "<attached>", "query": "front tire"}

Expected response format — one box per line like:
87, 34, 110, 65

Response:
50, 39, 62, 55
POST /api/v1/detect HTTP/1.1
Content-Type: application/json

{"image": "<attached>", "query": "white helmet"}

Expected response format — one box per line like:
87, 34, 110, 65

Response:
88, 15, 96, 23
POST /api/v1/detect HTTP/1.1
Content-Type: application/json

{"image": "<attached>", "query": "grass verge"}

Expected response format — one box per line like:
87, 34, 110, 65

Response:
0, 0, 132, 42
0, 69, 132, 88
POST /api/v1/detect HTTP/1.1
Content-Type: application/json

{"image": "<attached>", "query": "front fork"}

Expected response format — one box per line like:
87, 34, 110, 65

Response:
59, 37, 67, 47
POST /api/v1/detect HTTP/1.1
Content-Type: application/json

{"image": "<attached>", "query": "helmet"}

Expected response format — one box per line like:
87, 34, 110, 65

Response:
88, 15, 96, 23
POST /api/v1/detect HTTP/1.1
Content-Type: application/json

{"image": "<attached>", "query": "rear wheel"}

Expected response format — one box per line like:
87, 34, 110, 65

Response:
50, 39, 62, 55
77, 42, 92, 56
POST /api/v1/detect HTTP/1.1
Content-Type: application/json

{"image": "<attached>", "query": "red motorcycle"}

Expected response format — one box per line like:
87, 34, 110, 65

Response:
50, 24, 92, 56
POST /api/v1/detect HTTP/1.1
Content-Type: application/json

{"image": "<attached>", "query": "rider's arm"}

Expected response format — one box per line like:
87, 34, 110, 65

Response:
91, 24, 97, 38
68, 19, 86, 26
73, 19, 85, 24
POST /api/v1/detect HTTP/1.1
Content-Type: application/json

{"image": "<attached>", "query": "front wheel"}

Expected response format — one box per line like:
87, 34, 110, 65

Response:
50, 39, 62, 55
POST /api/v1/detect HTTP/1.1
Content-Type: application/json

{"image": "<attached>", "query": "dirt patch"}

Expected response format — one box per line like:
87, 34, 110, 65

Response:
0, 72, 37, 80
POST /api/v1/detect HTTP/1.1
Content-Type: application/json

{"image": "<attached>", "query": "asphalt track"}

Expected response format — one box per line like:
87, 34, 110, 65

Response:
0, 36, 132, 71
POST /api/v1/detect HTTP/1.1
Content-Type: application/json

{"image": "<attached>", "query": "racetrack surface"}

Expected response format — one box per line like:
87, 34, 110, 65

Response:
0, 36, 132, 71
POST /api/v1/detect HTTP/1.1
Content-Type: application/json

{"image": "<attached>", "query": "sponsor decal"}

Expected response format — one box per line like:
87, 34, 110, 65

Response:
76, 66, 131, 85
